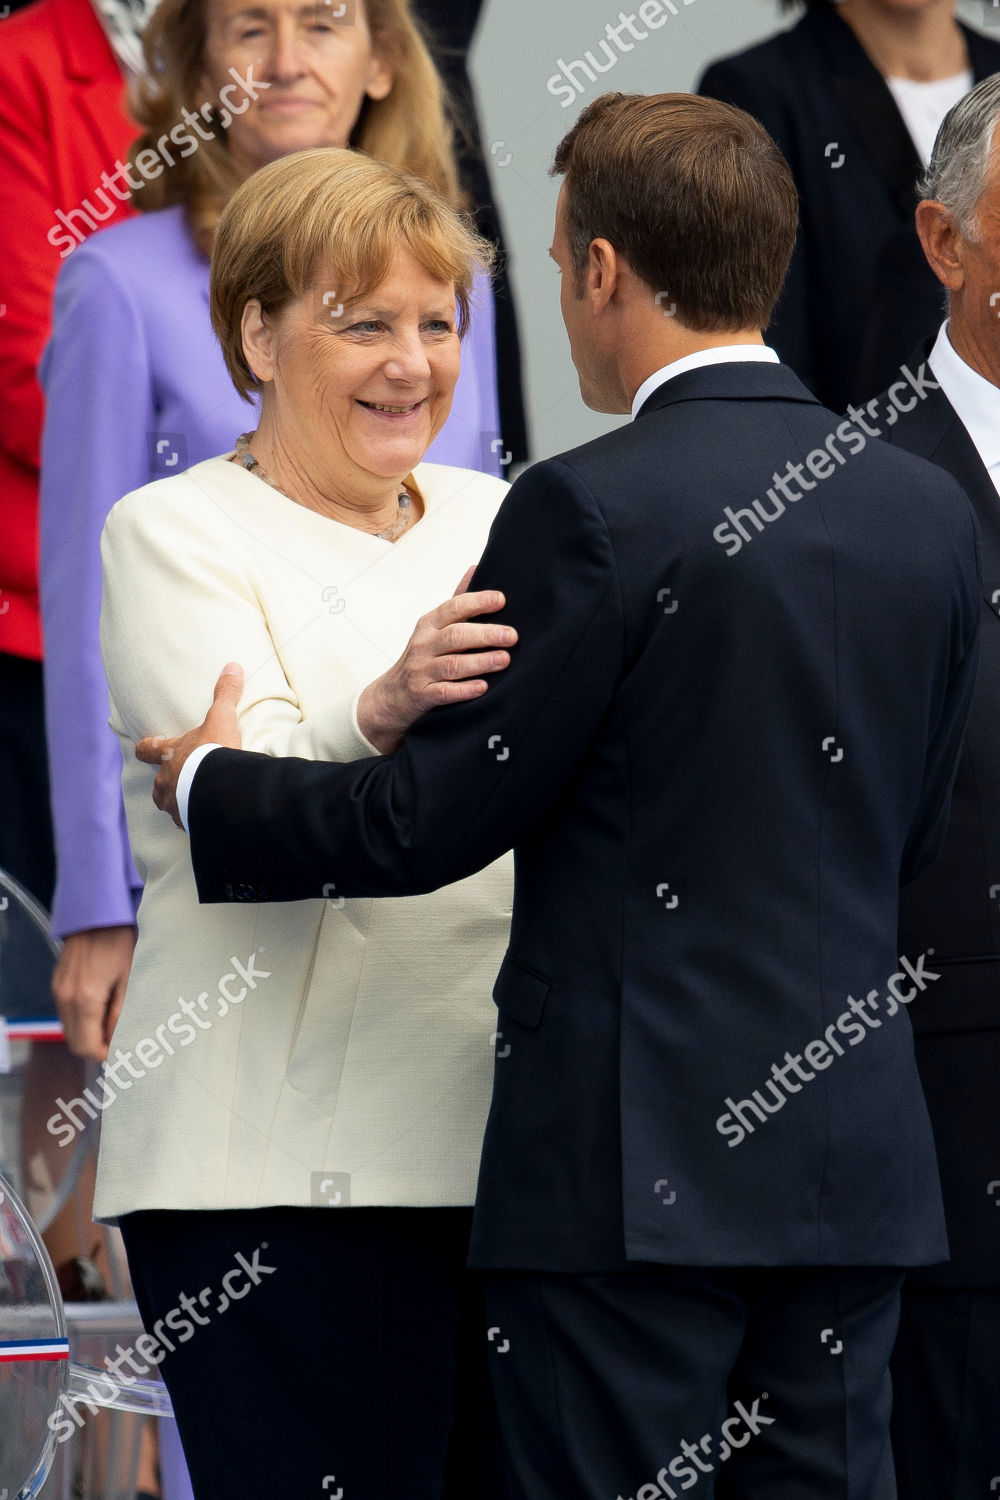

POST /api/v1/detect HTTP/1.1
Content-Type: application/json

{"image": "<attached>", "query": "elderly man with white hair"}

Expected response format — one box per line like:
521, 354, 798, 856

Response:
865, 70, 1000, 1500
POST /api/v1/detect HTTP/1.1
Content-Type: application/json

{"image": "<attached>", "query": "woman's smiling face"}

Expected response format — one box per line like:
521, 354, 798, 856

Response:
244, 246, 462, 486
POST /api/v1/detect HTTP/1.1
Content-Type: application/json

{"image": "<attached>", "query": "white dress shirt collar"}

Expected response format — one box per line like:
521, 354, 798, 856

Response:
927, 321, 1000, 487
631, 344, 780, 420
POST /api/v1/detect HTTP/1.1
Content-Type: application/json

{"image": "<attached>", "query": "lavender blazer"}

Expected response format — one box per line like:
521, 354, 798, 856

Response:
39, 202, 501, 936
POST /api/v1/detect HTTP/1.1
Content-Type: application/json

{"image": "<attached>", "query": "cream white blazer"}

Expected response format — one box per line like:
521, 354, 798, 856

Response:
93, 456, 513, 1219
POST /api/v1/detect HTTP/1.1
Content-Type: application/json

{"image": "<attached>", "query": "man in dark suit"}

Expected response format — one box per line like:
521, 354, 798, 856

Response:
138, 94, 980, 1497
862, 74, 1000, 1499
699, 0, 1000, 413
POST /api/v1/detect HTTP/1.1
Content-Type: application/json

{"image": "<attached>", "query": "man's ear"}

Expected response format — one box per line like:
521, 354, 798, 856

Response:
241, 299, 275, 384
915, 200, 966, 293
587, 238, 619, 315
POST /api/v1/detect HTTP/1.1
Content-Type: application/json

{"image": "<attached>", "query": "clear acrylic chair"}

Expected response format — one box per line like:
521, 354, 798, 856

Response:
0, 1169, 172, 1500
0, 868, 180, 1500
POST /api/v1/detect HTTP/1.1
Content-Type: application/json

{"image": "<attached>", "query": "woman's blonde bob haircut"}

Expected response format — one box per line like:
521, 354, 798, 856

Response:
211, 147, 495, 403
128, 0, 463, 258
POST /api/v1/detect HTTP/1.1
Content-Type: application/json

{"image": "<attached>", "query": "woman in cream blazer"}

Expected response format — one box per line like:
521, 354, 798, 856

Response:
89, 150, 516, 1500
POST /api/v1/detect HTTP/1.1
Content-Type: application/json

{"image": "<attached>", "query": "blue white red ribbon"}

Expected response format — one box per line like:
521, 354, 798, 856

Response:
1, 1019, 64, 1042
0, 1339, 71, 1363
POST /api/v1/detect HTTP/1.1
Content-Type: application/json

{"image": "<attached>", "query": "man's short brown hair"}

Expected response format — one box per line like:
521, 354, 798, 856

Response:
552, 92, 799, 332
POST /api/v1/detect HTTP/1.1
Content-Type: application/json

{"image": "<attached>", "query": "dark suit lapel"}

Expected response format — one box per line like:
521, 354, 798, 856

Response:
930, 412, 1000, 617
897, 367, 1000, 614
802, 7, 924, 219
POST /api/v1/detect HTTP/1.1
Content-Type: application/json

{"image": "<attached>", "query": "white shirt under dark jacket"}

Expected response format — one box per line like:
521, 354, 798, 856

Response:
630, 343, 780, 418
928, 320, 1000, 497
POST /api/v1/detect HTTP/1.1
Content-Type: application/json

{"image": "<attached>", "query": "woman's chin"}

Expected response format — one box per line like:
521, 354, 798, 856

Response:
351, 428, 434, 477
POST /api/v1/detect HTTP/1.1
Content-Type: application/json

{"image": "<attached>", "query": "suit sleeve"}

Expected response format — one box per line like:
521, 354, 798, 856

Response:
901, 492, 982, 883
40, 248, 154, 937
187, 458, 623, 903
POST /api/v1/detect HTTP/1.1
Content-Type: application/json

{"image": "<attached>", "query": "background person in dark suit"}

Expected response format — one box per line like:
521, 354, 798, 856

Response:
135, 93, 980, 1498
864, 73, 1000, 1499
416, 0, 529, 468
699, 0, 1000, 414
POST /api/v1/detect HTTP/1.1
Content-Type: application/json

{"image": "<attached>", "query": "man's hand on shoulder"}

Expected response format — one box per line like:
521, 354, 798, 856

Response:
135, 663, 245, 828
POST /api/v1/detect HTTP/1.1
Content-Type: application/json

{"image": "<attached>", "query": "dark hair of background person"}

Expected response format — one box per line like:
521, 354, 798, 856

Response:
551, 91, 799, 333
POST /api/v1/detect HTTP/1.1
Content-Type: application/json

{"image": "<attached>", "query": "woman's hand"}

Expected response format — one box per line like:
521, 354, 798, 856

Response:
51, 925, 137, 1060
358, 568, 517, 754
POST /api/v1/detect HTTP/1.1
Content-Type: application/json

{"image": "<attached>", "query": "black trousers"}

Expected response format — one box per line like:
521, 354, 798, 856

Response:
119, 1206, 506, 1500
482, 1265, 903, 1500
891, 1284, 1000, 1499
0, 651, 54, 910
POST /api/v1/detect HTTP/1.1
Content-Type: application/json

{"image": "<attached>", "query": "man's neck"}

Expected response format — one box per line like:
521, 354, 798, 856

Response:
837, 1, 967, 83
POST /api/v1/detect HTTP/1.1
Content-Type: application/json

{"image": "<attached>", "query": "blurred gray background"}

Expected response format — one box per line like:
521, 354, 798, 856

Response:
470, 0, 991, 460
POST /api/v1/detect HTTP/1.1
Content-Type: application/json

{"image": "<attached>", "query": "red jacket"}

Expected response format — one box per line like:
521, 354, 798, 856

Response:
0, 0, 137, 659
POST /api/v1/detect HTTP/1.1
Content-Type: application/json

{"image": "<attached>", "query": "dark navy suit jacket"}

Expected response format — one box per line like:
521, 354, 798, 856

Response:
874, 339, 1000, 1287
699, 8, 1000, 412
187, 362, 980, 1272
